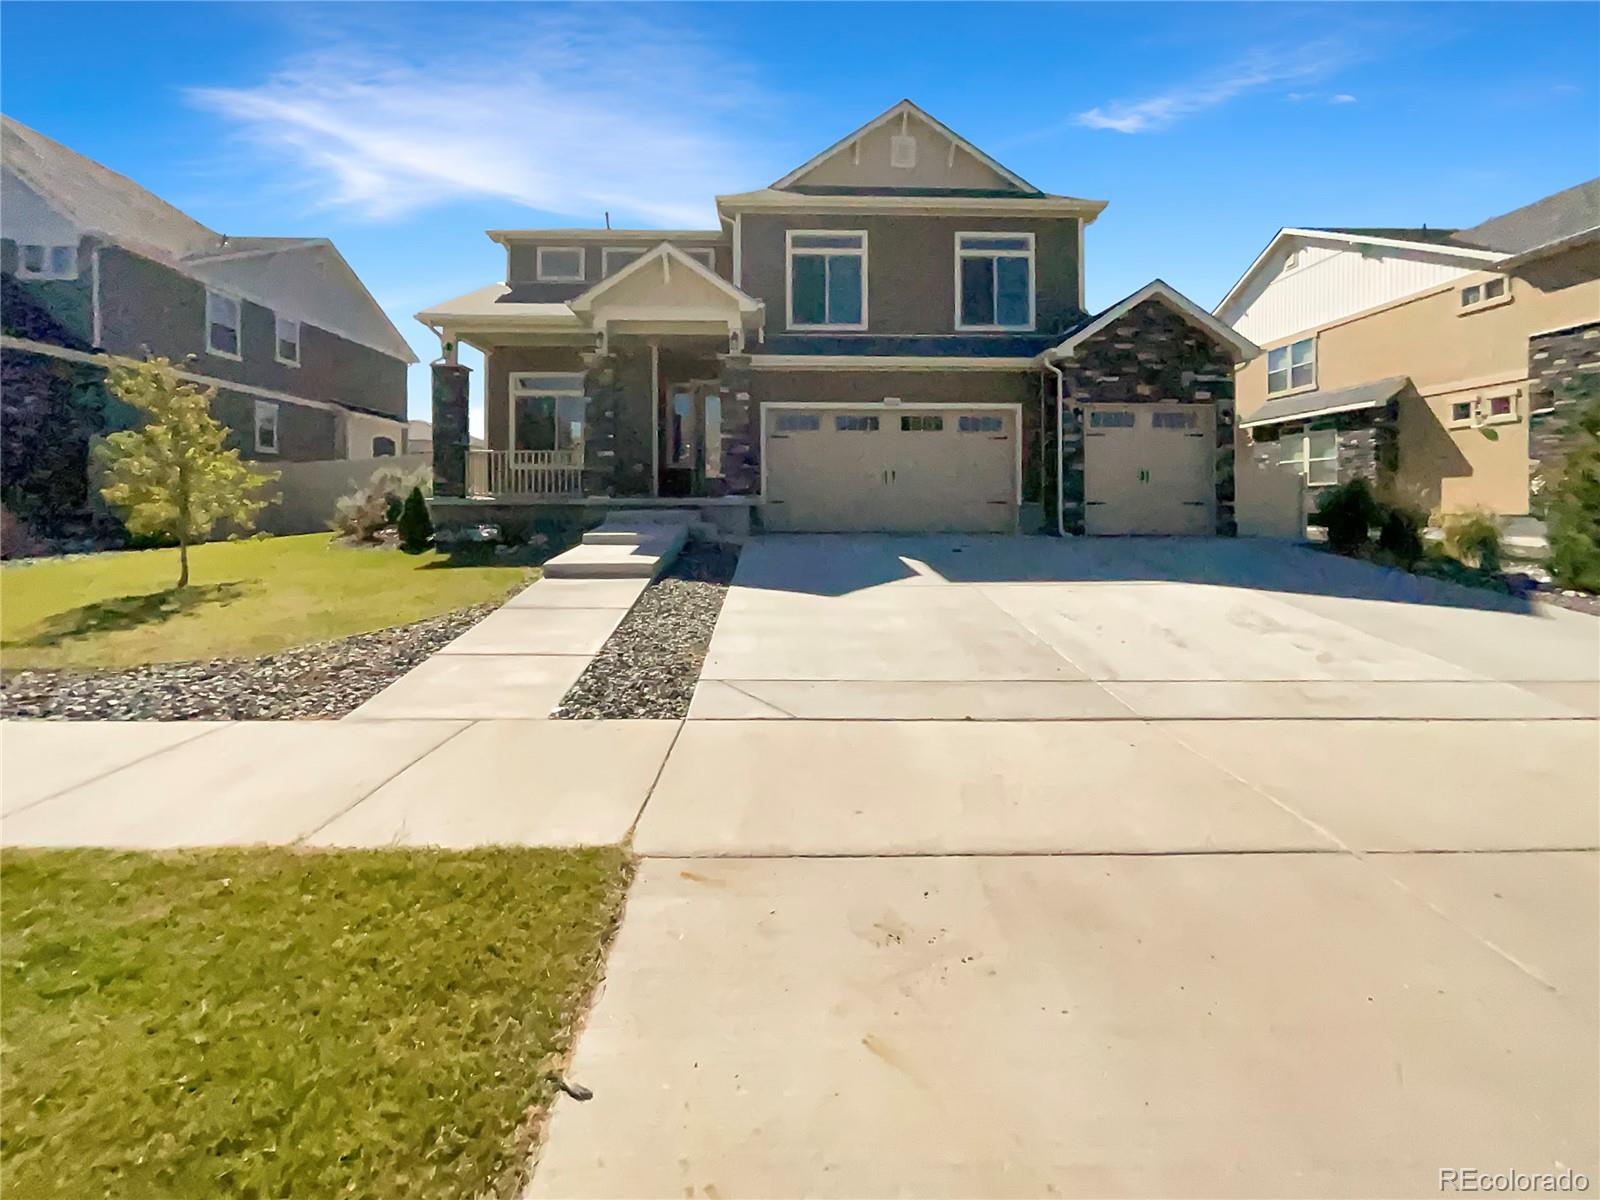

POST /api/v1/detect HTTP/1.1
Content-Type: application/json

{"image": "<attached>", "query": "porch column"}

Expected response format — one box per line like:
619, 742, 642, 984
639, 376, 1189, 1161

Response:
432, 361, 472, 498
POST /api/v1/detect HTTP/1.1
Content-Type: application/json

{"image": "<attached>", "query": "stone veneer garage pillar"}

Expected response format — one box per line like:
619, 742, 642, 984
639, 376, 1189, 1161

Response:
432, 362, 472, 498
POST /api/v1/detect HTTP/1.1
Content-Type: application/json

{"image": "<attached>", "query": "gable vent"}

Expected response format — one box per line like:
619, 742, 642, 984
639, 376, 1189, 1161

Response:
890, 135, 917, 169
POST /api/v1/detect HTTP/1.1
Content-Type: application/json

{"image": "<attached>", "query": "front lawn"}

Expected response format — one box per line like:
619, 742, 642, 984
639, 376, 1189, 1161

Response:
1, 534, 536, 671
0, 846, 632, 1199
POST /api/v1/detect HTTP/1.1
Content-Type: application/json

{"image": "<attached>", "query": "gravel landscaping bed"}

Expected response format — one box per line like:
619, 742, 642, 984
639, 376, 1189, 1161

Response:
1, 594, 520, 720
554, 542, 741, 719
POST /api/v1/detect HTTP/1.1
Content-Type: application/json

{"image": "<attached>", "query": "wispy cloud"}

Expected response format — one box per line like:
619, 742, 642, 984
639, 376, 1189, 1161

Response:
1329, 93, 1358, 104
188, 9, 772, 226
1076, 42, 1358, 134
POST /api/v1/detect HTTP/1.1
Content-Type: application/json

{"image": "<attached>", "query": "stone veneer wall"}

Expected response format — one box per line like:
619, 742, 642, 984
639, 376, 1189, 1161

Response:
1051, 298, 1238, 535
710, 358, 759, 497
430, 363, 471, 498
1528, 321, 1600, 476
1243, 402, 1400, 492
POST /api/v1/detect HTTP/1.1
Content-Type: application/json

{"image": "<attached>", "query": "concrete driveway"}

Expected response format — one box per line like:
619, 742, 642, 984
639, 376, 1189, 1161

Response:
532, 535, 1600, 1198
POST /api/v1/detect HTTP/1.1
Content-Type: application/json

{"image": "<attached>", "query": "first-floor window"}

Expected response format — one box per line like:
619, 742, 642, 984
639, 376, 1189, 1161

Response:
274, 316, 300, 365
372, 436, 396, 457
788, 231, 866, 329
1267, 337, 1315, 395
207, 290, 241, 358
956, 233, 1034, 330
254, 401, 279, 454
509, 373, 586, 454
18, 243, 77, 279
1277, 428, 1337, 486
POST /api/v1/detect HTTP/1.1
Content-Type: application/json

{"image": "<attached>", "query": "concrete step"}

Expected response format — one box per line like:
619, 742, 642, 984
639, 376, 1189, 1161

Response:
583, 527, 648, 546
545, 525, 686, 579
605, 509, 699, 526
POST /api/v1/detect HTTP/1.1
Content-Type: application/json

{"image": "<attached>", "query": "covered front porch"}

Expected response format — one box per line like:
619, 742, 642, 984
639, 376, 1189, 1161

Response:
418, 243, 765, 506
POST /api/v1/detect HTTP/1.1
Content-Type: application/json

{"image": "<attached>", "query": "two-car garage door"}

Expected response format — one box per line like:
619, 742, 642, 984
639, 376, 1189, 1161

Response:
763, 405, 1018, 533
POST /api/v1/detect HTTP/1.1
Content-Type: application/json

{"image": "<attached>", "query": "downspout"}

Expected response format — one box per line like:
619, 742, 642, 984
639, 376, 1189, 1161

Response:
649, 339, 661, 497
1043, 358, 1067, 537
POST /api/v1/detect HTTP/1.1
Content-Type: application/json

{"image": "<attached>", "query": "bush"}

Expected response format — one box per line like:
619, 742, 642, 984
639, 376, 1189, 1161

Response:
330, 464, 430, 542
396, 486, 433, 553
1375, 501, 1426, 566
1441, 508, 1502, 573
1545, 393, 1600, 593
1312, 478, 1382, 555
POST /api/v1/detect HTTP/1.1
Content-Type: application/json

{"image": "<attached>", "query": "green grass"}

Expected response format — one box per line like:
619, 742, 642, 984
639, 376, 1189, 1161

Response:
0, 846, 632, 1199
1, 534, 538, 671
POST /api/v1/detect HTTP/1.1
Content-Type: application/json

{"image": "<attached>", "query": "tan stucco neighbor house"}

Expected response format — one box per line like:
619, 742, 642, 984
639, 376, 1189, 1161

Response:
417, 101, 1257, 538
1216, 179, 1600, 519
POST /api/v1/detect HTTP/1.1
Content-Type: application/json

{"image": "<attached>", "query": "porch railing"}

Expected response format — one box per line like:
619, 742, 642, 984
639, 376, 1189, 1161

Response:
466, 449, 585, 498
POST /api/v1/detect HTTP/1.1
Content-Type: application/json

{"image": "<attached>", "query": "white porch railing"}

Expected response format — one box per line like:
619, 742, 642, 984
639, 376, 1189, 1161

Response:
466, 449, 585, 498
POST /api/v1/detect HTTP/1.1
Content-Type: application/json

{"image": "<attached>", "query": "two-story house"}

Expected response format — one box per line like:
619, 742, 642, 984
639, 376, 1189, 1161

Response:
1216, 179, 1600, 520
419, 101, 1256, 537
1, 115, 417, 535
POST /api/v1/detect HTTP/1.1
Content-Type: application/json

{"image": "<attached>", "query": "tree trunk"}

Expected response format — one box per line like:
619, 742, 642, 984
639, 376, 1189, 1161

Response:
176, 464, 191, 590
177, 530, 189, 589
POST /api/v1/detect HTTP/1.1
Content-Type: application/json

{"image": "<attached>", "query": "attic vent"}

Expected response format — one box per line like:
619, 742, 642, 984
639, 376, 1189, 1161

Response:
890, 135, 917, 169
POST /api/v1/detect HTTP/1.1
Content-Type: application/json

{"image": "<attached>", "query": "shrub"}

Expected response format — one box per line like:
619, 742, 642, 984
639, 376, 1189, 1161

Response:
1375, 502, 1426, 566
330, 464, 430, 542
396, 486, 433, 553
1545, 392, 1600, 593
1441, 508, 1503, 573
1312, 478, 1382, 555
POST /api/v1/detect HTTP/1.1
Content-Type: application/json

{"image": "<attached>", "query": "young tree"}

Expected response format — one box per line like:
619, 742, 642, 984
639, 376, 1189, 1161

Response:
94, 357, 278, 588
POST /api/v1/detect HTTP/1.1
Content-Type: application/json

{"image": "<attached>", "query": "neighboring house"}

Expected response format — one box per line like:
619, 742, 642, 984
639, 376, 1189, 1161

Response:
1215, 179, 1600, 518
402, 420, 484, 458
418, 100, 1256, 537
1, 115, 417, 532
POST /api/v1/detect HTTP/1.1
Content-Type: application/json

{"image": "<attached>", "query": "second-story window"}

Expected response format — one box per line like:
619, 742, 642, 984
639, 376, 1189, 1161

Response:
956, 233, 1034, 330
206, 290, 241, 359
787, 230, 866, 330
602, 247, 644, 277
275, 316, 300, 366
683, 247, 715, 269
536, 246, 585, 282
1267, 336, 1316, 395
18, 243, 78, 279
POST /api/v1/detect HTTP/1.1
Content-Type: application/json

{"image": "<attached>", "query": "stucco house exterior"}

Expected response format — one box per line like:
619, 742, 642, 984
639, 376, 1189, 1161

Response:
1215, 179, 1600, 519
418, 101, 1256, 538
1, 115, 417, 535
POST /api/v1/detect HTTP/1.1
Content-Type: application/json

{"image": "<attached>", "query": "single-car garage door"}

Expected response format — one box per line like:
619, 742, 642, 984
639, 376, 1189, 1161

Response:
764, 405, 1018, 533
1084, 403, 1214, 535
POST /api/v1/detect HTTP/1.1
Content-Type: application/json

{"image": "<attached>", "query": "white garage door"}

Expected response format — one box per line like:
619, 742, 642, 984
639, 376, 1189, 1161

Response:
764, 405, 1018, 533
1084, 403, 1214, 536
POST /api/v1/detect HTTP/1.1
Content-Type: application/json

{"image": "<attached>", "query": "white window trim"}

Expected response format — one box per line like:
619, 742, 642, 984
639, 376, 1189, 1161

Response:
254, 400, 280, 455
274, 315, 301, 367
785, 229, 869, 332
17, 243, 78, 280
1448, 389, 1522, 430
954, 231, 1036, 332
205, 289, 243, 361
1265, 335, 1317, 398
601, 247, 645, 278
508, 372, 588, 454
1457, 276, 1514, 316
1277, 428, 1338, 488
535, 246, 586, 282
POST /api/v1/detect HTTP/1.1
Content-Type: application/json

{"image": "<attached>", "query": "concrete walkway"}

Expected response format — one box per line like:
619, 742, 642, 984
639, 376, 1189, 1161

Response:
3, 537, 1596, 1196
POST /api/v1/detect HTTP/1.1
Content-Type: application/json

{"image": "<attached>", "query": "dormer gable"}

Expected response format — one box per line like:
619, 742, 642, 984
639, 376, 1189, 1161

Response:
771, 100, 1040, 196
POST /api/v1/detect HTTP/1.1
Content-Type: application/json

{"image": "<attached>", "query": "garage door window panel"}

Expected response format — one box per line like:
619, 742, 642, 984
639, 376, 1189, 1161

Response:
788, 232, 866, 330
1089, 409, 1136, 429
960, 415, 1004, 432
956, 233, 1034, 331
835, 415, 879, 432
901, 414, 944, 432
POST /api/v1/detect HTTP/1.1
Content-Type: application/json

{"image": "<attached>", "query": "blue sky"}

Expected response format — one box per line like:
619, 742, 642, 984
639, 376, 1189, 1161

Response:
4, 1, 1597, 431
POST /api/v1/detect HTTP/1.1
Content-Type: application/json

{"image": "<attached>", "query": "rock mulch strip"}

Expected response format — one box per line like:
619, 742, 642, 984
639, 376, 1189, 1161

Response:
1, 597, 517, 721
553, 542, 741, 720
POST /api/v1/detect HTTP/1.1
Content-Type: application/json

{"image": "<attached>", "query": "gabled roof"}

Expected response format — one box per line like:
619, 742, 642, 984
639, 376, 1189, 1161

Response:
567, 242, 761, 315
2, 114, 415, 362
1450, 178, 1600, 259
1213, 227, 1505, 319
415, 283, 582, 330
770, 99, 1042, 195
1043, 279, 1259, 365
